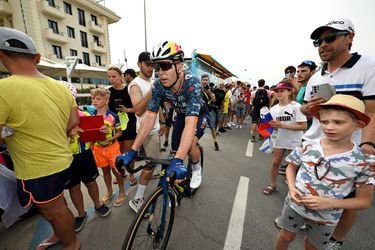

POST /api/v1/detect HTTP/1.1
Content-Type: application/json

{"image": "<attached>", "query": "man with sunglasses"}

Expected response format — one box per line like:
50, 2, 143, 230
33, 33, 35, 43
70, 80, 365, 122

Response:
117, 41, 208, 195
300, 18, 375, 249
296, 60, 317, 105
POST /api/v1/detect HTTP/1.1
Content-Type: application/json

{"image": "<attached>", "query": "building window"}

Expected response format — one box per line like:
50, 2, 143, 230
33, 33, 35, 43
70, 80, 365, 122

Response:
48, 19, 59, 34
47, 0, 55, 8
93, 35, 100, 46
80, 31, 88, 47
78, 8, 85, 26
67, 26, 75, 38
70, 49, 78, 56
91, 14, 98, 25
52, 45, 63, 59
82, 52, 90, 66
95, 55, 102, 66
64, 2, 72, 15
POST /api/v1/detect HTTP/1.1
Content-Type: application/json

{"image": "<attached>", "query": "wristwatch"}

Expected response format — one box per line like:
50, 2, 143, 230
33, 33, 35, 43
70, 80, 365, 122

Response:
359, 141, 375, 148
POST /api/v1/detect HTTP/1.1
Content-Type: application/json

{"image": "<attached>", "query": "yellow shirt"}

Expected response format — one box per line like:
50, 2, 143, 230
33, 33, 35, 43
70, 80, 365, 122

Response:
223, 91, 230, 113
0, 75, 77, 180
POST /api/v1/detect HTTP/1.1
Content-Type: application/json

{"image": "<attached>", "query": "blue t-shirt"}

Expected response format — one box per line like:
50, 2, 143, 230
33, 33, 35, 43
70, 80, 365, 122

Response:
148, 71, 204, 116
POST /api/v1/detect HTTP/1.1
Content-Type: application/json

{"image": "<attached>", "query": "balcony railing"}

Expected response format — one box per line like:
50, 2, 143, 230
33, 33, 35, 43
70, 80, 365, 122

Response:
40, 0, 65, 20
44, 28, 68, 44
90, 41, 106, 54
88, 20, 104, 34
0, 0, 12, 17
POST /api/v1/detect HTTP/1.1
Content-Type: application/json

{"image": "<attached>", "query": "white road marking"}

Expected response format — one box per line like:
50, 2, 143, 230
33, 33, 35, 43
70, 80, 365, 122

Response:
224, 176, 250, 250
245, 139, 254, 157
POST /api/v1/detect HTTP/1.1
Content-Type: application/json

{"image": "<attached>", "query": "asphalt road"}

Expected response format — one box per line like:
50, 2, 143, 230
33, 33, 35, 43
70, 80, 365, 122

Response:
1, 122, 374, 250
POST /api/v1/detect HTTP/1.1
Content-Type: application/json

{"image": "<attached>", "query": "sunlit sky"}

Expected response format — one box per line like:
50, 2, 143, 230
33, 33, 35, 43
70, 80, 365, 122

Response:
103, 0, 375, 85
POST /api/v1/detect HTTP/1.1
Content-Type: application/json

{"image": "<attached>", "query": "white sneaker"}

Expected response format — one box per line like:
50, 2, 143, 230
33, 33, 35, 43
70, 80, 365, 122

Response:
190, 169, 202, 189
129, 197, 144, 213
236, 125, 239, 128
239, 125, 242, 129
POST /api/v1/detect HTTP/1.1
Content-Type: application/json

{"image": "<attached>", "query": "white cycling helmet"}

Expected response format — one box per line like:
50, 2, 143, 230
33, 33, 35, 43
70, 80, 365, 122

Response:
151, 41, 184, 62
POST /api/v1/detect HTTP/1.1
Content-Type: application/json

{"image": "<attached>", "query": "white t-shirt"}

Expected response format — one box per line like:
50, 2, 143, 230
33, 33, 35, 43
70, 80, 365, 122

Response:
270, 101, 307, 149
128, 76, 160, 135
230, 87, 240, 104
303, 53, 375, 144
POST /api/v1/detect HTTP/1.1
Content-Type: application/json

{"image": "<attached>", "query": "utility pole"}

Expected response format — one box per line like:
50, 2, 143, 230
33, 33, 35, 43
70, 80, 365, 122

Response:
144, 0, 148, 51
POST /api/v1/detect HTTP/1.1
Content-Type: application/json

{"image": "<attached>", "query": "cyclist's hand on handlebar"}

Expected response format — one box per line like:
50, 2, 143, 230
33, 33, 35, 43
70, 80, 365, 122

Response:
115, 149, 137, 175
166, 158, 188, 183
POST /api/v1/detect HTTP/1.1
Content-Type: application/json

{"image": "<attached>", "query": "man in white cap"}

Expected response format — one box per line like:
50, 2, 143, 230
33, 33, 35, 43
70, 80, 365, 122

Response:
299, 18, 375, 249
0, 27, 80, 250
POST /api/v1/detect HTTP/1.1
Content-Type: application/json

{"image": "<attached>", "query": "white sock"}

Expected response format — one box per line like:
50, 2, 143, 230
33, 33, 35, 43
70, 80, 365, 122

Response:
192, 161, 201, 172
134, 184, 146, 200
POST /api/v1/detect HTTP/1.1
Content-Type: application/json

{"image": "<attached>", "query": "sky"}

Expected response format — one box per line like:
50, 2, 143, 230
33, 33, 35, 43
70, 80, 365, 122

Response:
102, 0, 375, 85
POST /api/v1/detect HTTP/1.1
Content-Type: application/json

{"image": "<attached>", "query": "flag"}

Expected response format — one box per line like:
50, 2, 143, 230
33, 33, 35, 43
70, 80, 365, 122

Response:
259, 137, 273, 154
258, 107, 273, 138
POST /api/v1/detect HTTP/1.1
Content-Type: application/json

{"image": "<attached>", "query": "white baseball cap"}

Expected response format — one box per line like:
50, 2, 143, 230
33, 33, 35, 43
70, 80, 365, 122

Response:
310, 18, 355, 39
0, 27, 38, 55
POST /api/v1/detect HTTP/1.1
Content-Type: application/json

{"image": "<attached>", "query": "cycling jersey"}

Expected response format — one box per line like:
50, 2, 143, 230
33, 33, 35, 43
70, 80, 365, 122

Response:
148, 71, 206, 116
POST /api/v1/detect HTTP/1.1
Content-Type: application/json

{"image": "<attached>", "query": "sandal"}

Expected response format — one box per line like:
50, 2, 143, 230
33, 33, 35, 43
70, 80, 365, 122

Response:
129, 177, 138, 186
35, 239, 60, 250
263, 185, 276, 195
114, 196, 126, 207
101, 192, 115, 205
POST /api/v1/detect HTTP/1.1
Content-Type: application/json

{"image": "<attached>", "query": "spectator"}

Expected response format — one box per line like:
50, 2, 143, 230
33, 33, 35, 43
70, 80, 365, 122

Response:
250, 79, 271, 142
296, 60, 317, 105
262, 82, 307, 195
107, 66, 137, 186
211, 82, 226, 135
124, 68, 137, 84
0, 28, 80, 249
127, 52, 164, 213
300, 18, 375, 249
201, 74, 220, 151
91, 87, 126, 207
218, 84, 231, 133
275, 95, 374, 250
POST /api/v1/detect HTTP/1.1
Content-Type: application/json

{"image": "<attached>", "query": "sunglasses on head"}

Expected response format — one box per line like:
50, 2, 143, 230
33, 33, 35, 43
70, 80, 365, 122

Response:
154, 61, 176, 72
313, 31, 350, 47
303, 60, 314, 66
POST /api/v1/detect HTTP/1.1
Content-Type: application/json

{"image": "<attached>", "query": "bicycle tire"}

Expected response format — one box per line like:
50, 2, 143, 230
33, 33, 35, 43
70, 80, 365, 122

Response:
122, 186, 176, 250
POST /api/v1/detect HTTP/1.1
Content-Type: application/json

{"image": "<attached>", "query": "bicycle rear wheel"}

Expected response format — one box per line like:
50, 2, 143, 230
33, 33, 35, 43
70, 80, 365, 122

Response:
122, 186, 176, 250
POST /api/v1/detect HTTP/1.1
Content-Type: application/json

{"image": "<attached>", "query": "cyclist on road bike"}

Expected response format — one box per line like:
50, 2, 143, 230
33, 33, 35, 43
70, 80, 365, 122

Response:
116, 41, 209, 190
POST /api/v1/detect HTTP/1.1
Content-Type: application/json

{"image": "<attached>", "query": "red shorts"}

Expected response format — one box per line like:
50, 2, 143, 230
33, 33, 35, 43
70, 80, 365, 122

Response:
93, 141, 121, 168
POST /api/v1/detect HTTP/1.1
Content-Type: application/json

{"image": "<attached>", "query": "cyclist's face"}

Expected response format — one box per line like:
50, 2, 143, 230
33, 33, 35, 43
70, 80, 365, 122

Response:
155, 60, 181, 88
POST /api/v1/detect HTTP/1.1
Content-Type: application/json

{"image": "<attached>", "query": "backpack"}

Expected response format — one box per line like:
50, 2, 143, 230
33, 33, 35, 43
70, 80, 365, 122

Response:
253, 89, 269, 108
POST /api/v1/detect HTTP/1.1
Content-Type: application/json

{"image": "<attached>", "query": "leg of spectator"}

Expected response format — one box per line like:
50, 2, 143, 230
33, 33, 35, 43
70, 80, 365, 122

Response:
102, 166, 113, 198
112, 168, 126, 198
275, 229, 295, 250
331, 209, 357, 241
84, 181, 101, 208
37, 195, 80, 250
68, 184, 86, 217
303, 237, 318, 250
271, 148, 285, 187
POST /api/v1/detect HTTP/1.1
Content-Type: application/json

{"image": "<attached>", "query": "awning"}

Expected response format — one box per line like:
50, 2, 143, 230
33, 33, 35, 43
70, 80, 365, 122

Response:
194, 53, 236, 79
1, 57, 107, 79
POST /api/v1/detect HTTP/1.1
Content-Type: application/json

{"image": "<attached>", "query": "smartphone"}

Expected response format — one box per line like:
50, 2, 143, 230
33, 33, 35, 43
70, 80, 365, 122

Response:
114, 99, 122, 109
312, 83, 336, 100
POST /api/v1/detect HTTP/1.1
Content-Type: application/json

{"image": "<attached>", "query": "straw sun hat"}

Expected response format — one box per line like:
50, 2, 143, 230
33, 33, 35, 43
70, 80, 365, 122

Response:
310, 94, 371, 128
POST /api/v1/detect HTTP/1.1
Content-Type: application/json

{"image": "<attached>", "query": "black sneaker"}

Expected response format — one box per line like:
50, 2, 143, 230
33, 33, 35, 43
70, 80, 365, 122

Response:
218, 127, 226, 133
250, 136, 255, 142
214, 142, 219, 151
75, 212, 87, 233
95, 204, 111, 218
225, 126, 232, 130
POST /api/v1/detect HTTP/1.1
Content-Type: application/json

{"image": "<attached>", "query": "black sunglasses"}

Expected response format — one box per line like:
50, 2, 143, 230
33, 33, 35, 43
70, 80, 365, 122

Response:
314, 157, 331, 180
313, 31, 350, 47
302, 60, 314, 66
154, 61, 176, 72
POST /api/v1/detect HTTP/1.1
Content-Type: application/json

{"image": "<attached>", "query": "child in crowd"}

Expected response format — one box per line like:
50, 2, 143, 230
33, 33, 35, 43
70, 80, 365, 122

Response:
263, 82, 307, 195
275, 94, 374, 250
61, 81, 111, 233
91, 87, 126, 207
235, 92, 246, 128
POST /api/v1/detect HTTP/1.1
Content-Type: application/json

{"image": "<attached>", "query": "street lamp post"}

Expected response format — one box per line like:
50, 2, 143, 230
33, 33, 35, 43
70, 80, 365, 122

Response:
144, 0, 148, 52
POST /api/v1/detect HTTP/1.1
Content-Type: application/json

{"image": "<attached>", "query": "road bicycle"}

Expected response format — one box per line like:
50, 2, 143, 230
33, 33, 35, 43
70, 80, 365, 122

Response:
115, 145, 203, 250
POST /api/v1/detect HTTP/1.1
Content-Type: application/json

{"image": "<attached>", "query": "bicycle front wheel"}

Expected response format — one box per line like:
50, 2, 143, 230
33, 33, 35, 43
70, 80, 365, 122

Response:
122, 186, 176, 250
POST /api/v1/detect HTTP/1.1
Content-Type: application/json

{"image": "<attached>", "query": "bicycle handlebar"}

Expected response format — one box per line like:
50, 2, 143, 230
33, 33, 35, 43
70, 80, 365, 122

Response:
115, 155, 172, 174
